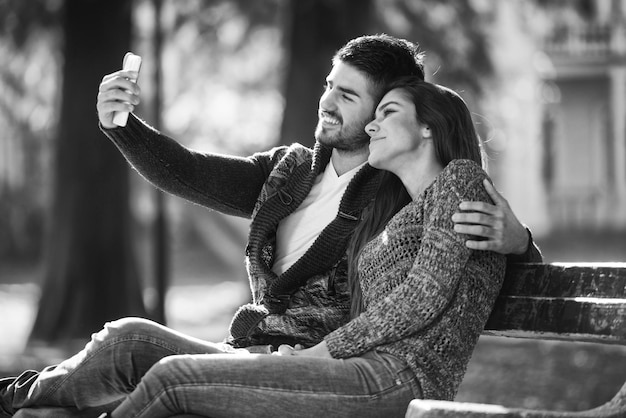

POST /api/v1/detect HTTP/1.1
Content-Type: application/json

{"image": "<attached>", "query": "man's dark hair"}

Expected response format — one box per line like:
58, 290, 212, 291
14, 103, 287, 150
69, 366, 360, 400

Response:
333, 33, 425, 101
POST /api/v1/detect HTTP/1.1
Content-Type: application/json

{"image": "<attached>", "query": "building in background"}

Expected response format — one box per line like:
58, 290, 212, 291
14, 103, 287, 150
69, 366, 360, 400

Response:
540, 0, 626, 230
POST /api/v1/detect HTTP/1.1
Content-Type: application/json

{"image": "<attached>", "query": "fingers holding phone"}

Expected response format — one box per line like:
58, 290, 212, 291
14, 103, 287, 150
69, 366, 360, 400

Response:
97, 52, 142, 129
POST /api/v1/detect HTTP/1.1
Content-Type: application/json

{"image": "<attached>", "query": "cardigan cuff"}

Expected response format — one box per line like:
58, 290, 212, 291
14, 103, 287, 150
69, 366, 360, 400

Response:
507, 227, 543, 264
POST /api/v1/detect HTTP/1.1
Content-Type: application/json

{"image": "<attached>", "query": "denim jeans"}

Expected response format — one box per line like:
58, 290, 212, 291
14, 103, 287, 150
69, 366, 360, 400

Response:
8, 317, 421, 418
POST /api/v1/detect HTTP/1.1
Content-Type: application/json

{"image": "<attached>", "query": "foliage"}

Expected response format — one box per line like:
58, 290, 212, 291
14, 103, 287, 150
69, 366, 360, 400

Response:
167, 0, 284, 39
0, 0, 61, 46
133, 0, 287, 155
136, 0, 500, 154
0, 0, 62, 260
375, 0, 494, 97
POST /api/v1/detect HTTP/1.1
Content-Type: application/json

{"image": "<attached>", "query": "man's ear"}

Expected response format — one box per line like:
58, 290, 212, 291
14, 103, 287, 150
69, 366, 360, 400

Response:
421, 126, 432, 139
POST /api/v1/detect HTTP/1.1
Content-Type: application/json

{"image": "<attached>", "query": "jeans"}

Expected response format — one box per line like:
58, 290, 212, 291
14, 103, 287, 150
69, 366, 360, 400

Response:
8, 317, 421, 418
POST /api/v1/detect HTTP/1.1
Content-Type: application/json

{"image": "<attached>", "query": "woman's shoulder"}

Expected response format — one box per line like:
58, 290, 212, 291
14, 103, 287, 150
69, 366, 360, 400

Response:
443, 159, 486, 178
433, 159, 490, 202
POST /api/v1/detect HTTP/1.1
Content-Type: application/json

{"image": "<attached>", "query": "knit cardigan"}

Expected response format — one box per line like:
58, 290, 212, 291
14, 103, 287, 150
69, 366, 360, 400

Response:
325, 160, 507, 401
101, 114, 382, 347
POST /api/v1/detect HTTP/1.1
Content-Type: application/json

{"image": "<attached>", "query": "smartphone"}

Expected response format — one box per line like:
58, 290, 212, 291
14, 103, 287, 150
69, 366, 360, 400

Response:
112, 52, 142, 127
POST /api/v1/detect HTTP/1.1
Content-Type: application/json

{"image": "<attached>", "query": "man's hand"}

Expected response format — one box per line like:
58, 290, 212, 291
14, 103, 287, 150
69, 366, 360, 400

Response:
96, 70, 142, 129
451, 179, 529, 255
273, 341, 332, 358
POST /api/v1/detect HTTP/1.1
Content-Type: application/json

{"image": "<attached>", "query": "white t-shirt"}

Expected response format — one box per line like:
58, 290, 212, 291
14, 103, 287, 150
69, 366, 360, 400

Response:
272, 160, 365, 276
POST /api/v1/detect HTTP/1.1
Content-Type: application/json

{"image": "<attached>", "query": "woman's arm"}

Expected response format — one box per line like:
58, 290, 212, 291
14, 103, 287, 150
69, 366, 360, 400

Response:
325, 163, 504, 358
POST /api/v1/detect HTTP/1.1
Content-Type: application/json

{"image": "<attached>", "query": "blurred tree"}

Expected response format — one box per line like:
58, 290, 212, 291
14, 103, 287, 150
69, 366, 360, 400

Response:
279, 0, 375, 147
151, 0, 168, 326
0, 0, 59, 47
28, 0, 147, 348
0, 0, 61, 262
372, 0, 493, 104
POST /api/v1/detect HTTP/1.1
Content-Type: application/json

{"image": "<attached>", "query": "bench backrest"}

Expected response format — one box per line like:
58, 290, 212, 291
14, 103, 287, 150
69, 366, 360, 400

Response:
484, 262, 626, 345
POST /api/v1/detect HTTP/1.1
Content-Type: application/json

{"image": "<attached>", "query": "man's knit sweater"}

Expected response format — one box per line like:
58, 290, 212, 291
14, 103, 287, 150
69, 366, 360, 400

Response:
325, 160, 507, 401
101, 114, 381, 347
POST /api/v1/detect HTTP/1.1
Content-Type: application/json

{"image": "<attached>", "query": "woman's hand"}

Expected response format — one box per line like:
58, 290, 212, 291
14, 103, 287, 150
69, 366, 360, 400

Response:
274, 341, 332, 358
96, 70, 142, 129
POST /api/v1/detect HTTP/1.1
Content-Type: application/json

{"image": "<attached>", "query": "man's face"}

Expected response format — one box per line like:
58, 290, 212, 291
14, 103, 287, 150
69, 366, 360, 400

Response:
315, 61, 378, 152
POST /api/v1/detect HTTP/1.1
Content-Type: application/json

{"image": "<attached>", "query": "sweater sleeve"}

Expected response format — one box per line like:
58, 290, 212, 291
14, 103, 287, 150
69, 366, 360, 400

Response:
100, 113, 284, 218
325, 162, 498, 358
505, 227, 543, 263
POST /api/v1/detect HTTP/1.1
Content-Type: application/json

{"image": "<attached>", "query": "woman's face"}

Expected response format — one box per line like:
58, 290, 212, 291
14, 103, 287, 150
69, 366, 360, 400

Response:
365, 88, 428, 172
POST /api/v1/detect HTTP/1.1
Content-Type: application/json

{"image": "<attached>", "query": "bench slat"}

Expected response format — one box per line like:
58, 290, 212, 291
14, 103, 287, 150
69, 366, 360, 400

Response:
484, 263, 626, 344
485, 297, 626, 343
498, 263, 626, 298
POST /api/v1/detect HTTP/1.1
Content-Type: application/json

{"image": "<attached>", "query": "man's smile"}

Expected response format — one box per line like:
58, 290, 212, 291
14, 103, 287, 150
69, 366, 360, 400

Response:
319, 111, 341, 127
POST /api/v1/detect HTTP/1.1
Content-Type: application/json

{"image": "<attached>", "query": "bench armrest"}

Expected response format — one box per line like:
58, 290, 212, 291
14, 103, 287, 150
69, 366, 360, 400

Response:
405, 400, 523, 418
404, 399, 623, 418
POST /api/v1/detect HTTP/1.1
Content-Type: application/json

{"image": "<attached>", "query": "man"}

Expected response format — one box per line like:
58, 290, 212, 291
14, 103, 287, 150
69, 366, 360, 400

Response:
1, 34, 540, 417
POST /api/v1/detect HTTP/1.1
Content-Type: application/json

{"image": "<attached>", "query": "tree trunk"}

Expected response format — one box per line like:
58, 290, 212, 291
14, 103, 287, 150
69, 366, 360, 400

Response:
29, 0, 146, 348
279, 0, 375, 147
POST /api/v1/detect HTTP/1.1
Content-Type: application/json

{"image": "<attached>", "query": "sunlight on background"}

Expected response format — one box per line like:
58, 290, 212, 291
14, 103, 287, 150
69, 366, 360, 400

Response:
134, 0, 285, 154
0, 284, 38, 357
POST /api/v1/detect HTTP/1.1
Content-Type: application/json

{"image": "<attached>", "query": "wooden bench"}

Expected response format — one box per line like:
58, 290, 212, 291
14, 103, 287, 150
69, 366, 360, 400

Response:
405, 262, 626, 418
20, 263, 623, 418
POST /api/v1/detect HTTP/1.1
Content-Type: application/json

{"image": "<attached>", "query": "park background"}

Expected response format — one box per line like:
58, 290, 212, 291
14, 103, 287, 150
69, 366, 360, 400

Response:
1, 0, 626, 413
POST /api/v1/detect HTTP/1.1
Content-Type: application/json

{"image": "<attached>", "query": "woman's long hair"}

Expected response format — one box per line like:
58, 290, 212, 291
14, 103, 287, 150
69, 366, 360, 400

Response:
392, 77, 484, 168
347, 171, 411, 317
347, 78, 483, 318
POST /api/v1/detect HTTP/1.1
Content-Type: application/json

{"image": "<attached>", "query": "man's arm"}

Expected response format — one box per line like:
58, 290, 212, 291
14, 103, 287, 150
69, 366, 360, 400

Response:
97, 68, 279, 218
451, 179, 543, 262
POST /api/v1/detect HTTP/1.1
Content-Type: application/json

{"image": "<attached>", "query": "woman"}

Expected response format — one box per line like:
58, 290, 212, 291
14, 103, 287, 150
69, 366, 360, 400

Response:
100, 78, 506, 418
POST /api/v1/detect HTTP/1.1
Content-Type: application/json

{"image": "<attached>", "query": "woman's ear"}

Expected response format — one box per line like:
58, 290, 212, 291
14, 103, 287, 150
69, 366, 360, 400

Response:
421, 126, 432, 139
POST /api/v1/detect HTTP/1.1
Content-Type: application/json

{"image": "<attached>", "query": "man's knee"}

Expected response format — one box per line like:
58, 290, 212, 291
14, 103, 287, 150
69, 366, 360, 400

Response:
90, 317, 161, 347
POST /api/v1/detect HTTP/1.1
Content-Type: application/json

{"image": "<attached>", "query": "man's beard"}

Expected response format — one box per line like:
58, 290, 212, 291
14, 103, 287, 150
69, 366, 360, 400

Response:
315, 118, 371, 152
